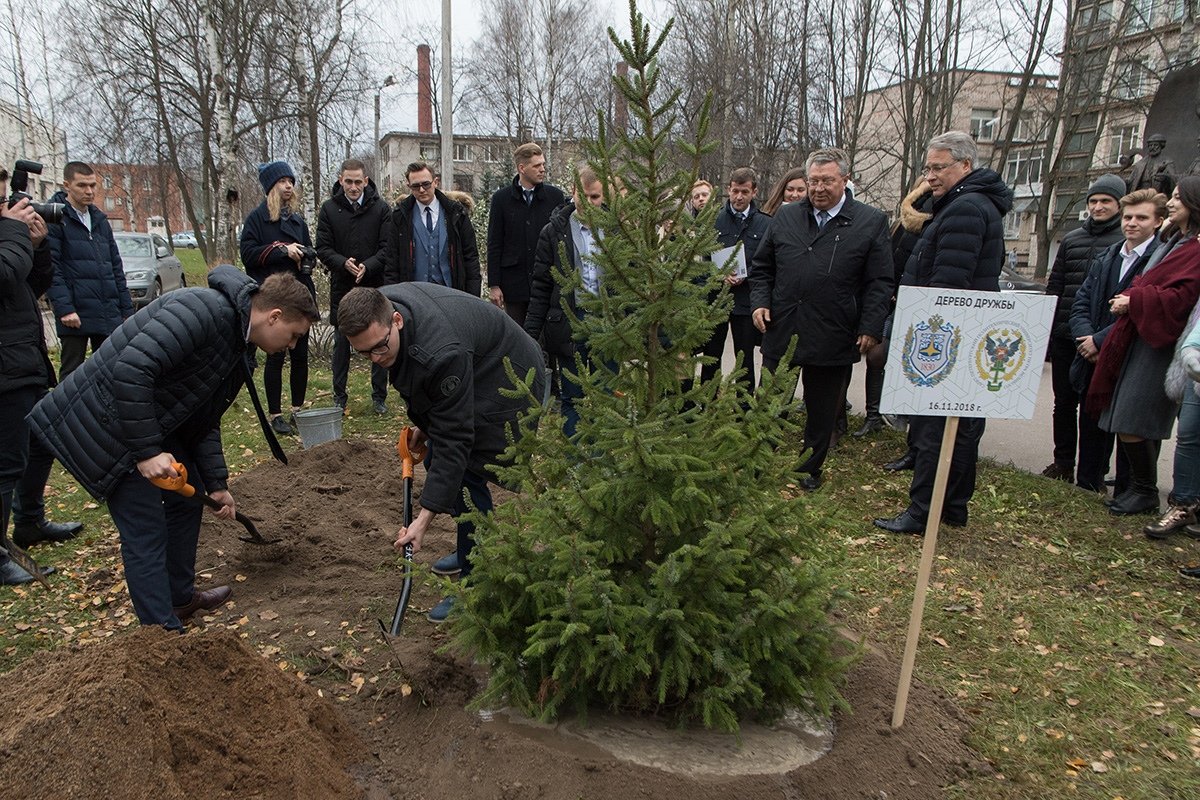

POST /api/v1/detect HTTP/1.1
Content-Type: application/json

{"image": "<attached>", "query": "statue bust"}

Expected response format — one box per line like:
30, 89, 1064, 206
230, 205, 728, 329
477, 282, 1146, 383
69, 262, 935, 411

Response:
1185, 134, 1200, 177
1129, 134, 1176, 195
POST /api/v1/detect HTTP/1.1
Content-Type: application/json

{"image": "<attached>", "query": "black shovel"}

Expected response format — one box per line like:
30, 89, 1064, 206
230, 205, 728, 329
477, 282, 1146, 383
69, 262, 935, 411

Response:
387, 426, 427, 636
150, 462, 280, 545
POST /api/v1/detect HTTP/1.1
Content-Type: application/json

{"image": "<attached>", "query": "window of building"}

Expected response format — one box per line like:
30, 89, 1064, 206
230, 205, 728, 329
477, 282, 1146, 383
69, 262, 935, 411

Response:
104, 197, 115, 211
1003, 209, 1022, 240
142, 176, 151, 191
1127, 0, 1154, 32
1168, 0, 1185, 21
970, 109, 998, 142
1113, 59, 1151, 101
102, 174, 112, 190
1006, 151, 1044, 185
1108, 124, 1140, 165
1012, 111, 1043, 142
419, 142, 439, 160
454, 173, 474, 194
483, 144, 502, 163
453, 143, 472, 162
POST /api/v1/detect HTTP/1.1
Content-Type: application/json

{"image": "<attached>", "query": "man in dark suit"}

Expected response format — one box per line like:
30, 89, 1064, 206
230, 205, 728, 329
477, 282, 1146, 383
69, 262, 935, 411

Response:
874, 131, 1013, 534
1070, 189, 1163, 497
486, 143, 566, 327
751, 148, 893, 491
337, 282, 547, 623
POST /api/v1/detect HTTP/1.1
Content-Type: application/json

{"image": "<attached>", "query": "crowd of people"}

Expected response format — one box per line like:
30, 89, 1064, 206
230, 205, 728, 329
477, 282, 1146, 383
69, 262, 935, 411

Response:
4, 129, 1199, 617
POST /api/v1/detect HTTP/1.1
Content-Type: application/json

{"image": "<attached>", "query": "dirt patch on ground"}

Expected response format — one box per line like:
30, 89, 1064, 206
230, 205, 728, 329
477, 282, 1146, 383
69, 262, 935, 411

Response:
0, 627, 363, 800
5, 438, 988, 799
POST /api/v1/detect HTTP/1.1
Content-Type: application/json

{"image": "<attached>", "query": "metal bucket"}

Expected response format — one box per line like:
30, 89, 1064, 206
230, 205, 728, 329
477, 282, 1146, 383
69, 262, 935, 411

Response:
293, 407, 343, 449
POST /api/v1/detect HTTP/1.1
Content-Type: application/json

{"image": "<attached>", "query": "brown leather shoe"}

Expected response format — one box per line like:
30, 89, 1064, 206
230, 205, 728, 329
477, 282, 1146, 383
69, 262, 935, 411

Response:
173, 585, 232, 621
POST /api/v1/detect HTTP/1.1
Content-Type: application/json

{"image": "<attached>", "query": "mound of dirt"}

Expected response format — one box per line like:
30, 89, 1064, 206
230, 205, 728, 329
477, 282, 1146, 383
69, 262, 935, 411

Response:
0, 627, 365, 800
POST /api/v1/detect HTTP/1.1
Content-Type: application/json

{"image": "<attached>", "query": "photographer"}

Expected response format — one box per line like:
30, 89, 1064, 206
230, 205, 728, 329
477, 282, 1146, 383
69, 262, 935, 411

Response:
1, 195, 78, 584
240, 161, 316, 436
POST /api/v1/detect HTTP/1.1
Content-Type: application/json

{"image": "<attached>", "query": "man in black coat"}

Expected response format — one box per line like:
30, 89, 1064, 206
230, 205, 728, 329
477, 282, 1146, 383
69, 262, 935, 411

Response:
1041, 173, 1126, 483
1069, 188, 1164, 495
0, 198, 80, 584
704, 166, 771, 390
385, 161, 480, 297
28, 268, 319, 628
524, 166, 606, 436
874, 131, 1013, 534
316, 158, 391, 414
486, 143, 566, 326
751, 148, 893, 491
337, 283, 546, 623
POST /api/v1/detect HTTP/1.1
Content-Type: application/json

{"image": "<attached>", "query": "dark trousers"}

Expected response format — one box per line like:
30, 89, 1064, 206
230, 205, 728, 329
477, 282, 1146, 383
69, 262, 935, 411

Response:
765, 360, 851, 479
105, 445, 205, 630
425, 448, 493, 580
907, 415, 987, 524
699, 313, 759, 390
264, 332, 309, 415
1, 386, 41, 544
331, 329, 387, 406
1049, 337, 1080, 468
1077, 399, 1126, 492
503, 300, 529, 329
59, 333, 106, 380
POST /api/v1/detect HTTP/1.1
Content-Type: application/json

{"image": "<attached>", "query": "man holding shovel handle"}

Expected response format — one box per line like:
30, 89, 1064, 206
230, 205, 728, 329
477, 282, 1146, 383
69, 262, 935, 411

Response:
28, 267, 319, 630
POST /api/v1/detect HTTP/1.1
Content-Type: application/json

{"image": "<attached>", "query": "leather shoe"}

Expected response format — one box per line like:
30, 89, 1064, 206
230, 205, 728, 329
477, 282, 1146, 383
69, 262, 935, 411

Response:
11, 519, 83, 548
373, 400, 388, 415
431, 552, 461, 576
0, 559, 55, 585
883, 452, 916, 472
1181, 563, 1200, 579
873, 510, 926, 534
853, 416, 886, 437
799, 475, 822, 491
1109, 490, 1159, 516
173, 585, 232, 621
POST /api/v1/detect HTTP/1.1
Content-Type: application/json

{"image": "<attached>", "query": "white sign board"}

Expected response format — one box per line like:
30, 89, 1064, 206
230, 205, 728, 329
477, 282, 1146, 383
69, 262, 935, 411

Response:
880, 287, 1055, 420
712, 243, 747, 280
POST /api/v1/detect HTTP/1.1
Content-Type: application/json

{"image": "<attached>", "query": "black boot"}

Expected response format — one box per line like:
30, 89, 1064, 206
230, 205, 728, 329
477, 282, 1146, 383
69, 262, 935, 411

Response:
1110, 439, 1160, 516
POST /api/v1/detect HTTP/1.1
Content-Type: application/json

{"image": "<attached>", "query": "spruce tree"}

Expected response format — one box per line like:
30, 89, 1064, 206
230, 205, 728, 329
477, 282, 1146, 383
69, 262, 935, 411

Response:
451, 0, 849, 732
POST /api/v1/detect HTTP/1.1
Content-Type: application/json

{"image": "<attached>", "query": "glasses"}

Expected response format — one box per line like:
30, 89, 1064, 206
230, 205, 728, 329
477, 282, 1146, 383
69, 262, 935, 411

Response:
355, 325, 392, 356
408, 180, 434, 191
806, 177, 842, 188
922, 160, 962, 176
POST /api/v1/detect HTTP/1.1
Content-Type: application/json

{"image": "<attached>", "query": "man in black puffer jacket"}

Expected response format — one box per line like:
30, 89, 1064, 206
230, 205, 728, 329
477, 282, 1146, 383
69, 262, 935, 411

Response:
28, 267, 319, 629
1040, 173, 1125, 483
316, 159, 391, 414
875, 131, 1013, 534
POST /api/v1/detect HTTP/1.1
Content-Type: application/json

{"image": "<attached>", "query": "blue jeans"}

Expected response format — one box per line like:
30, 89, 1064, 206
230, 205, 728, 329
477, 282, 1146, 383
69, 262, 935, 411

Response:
424, 448, 493, 579
1172, 390, 1200, 505
106, 446, 205, 630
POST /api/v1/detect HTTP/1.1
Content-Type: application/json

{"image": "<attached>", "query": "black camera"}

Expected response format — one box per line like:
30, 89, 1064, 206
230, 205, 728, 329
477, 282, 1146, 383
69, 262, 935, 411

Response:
299, 245, 319, 275
6, 160, 65, 224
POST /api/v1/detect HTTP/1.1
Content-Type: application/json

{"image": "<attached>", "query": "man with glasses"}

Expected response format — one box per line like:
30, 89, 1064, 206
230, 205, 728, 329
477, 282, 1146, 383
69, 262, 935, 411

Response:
750, 148, 893, 492
385, 161, 481, 300
335, 282, 547, 623
874, 131, 1013, 534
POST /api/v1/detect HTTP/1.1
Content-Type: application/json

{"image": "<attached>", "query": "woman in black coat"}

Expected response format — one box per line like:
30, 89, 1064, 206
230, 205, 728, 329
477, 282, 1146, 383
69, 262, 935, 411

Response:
239, 161, 315, 435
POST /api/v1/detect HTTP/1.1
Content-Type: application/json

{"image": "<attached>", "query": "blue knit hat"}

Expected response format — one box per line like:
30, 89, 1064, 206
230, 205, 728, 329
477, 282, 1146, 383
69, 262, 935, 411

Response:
258, 161, 296, 194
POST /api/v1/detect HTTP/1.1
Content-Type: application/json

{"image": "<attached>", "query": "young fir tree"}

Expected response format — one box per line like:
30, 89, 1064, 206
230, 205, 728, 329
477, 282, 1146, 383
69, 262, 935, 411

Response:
451, 1, 850, 733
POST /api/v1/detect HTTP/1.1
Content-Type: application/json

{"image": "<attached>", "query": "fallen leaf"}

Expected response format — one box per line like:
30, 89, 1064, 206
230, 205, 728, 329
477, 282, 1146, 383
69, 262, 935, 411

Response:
1045, 544, 1061, 555
400, 683, 413, 697
943, 604, 970, 613
83, 502, 98, 510
1186, 708, 1200, 719
235, 574, 247, 582
1090, 761, 1108, 773
1067, 698, 1080, 707
259, 610, 280, 621
932, 636, 949, 648
1066, 757, 1087, 768
1148, 636, 1165, 647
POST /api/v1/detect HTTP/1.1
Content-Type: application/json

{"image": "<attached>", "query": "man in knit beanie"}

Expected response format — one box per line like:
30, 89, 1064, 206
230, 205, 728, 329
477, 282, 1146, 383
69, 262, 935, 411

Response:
1041, 173, 1127, 486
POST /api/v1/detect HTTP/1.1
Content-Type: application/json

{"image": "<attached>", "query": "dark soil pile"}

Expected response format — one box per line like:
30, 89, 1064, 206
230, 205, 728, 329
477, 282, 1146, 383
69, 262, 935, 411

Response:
0, 627, 364, 800
4, 438, 989, 799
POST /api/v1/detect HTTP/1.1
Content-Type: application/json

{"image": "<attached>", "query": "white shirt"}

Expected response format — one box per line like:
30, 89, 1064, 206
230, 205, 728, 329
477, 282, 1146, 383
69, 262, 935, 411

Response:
813, 193, 847, 226
73, 205, 92, 232
1119, 237, 1152, 282
417, 198, 442, 230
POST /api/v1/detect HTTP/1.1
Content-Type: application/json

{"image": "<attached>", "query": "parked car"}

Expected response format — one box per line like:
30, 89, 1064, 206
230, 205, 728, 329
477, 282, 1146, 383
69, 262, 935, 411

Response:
171, 230, 198, 248
116, 233, 186, 308
999, 264, 1044, 294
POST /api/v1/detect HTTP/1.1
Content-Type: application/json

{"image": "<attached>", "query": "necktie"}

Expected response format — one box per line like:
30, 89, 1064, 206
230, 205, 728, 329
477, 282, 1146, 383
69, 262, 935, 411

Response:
241, 357, 288, 465
425, 206, 434, 234
737, 211, 746, 223
817, 210, 830, 230
523, 189, 533, 206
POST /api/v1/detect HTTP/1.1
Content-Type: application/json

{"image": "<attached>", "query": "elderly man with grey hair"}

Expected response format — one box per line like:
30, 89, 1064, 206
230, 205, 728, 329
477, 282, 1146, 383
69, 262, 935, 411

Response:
874, 131, 1013, 534
750, 147, 893, 491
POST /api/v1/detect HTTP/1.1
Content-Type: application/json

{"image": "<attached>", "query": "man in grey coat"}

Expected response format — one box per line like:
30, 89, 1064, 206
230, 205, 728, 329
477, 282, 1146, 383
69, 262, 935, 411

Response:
336, 283, 546, 622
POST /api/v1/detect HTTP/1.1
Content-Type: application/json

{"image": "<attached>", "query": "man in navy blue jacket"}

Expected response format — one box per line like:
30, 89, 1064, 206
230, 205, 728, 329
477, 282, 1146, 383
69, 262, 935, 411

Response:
45, 161, 133, 379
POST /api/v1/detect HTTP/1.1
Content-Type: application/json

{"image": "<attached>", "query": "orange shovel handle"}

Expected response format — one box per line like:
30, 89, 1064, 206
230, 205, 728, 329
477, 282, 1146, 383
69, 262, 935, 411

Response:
396, 427, 427, 479
149, 462, 196, 497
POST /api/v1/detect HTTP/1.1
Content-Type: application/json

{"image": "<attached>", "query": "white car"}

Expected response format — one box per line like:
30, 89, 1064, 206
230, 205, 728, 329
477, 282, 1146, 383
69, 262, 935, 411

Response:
116, 233, 186, 308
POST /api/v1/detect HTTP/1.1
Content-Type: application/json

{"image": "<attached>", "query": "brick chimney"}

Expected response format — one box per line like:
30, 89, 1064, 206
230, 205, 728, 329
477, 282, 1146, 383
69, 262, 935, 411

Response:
417, 44, 433, 134
614, 62, 629, 132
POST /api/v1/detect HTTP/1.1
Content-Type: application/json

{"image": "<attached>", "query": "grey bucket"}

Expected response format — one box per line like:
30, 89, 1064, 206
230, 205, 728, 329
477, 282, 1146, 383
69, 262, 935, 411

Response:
294, 407, 343, 449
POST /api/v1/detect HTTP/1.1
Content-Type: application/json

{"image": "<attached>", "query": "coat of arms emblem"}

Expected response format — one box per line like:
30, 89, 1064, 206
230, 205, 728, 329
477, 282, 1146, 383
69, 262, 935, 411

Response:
902, 314, 961, 387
